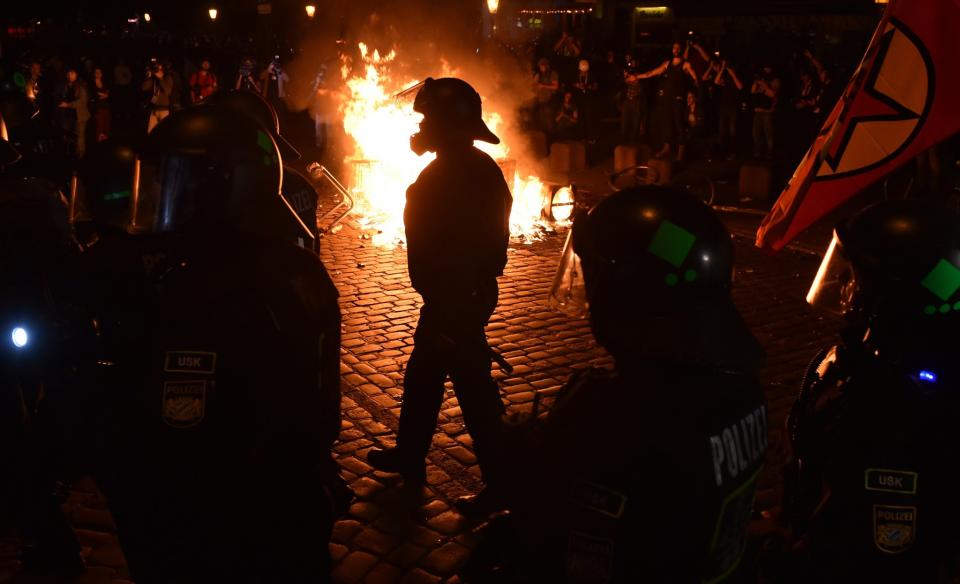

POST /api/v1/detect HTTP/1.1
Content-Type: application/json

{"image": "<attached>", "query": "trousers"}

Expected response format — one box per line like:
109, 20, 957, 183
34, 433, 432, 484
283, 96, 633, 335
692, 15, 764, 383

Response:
397, 280, 505, 484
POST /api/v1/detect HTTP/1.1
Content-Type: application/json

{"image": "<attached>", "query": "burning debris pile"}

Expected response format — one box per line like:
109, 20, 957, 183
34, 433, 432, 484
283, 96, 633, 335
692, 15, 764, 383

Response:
337, 43, 566, 247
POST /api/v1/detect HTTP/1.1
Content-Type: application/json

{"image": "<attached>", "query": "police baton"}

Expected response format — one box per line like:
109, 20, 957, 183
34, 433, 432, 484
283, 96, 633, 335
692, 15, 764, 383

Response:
489, 348, 513, 376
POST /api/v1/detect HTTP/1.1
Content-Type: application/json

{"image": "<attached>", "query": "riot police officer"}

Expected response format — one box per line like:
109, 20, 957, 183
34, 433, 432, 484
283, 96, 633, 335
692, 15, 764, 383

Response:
499, 186, 768, 582
367, 78, 513, 498
1, 151, 87, 576
779, 200, 960, 582
80, 106, 344, 582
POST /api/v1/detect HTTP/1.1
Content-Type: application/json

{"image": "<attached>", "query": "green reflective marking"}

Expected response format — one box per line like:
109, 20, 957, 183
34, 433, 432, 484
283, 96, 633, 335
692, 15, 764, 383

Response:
103, 189, 131, 201
684, 269, 697, 282
924, 305, 937, 315
940, 303, 951, 314
648, 220, 696, 267
921, 259, 960, 301
12, 72, 25, 88
665, 273, 679, 286
954, 301, 960, 311
256, 130, 274, 154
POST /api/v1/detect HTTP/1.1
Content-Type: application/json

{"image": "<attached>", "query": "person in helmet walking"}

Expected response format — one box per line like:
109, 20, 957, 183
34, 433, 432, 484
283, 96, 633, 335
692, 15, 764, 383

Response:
367, 78, 513, 505
78, 106, 345, 583
491, 186, 767, 581
776, 201, 960, 582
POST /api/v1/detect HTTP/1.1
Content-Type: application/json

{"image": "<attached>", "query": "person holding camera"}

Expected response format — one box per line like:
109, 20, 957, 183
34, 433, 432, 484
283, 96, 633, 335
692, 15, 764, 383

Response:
751, 64, 780, 160
708, 57, 744, 159
260, 56, 289, 129
235, 58, 261, 94
142, 62, 173, 133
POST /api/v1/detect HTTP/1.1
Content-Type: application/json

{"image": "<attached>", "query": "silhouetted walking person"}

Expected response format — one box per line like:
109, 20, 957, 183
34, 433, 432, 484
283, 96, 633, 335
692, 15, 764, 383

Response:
368, 78, 512, 509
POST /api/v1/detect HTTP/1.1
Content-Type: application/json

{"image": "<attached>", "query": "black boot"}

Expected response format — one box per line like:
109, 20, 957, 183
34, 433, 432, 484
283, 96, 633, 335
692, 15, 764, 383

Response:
455, 486, 509, 518
367, 447, 426, 483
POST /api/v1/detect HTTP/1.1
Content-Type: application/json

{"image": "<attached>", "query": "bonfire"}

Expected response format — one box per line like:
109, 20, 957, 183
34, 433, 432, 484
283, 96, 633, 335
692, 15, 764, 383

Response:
338, 43, 566, 246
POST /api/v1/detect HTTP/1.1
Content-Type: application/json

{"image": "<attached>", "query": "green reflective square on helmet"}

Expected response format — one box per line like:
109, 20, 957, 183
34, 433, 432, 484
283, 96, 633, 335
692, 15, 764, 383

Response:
256, 130, 274, 154
648, 220, 696, 267
921, 259, 960, 301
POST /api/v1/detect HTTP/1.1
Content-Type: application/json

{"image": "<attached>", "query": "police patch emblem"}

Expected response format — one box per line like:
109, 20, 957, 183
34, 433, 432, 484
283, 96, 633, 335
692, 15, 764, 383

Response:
874, 505, 917, 554
566, 531, 614, 584
161, 380, 207, 428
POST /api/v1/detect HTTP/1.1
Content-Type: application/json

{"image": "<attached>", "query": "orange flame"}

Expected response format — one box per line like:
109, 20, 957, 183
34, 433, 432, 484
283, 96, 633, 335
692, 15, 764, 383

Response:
339, 43, 557, 246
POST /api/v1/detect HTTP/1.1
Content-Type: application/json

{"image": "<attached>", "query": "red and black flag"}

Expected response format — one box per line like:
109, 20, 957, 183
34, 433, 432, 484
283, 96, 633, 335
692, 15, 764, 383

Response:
756, 0, 960, 251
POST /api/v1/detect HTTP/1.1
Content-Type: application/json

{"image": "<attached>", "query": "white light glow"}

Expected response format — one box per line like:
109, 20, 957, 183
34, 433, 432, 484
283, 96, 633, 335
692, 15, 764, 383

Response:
11, 327, 28, 348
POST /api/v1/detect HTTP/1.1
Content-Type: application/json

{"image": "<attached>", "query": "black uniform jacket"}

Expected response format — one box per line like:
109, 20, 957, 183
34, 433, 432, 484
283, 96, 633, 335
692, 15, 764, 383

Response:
79, 231, 341, 580
790, 345, 960, 581
404, 145, 512, 302
523, 364, 767, 583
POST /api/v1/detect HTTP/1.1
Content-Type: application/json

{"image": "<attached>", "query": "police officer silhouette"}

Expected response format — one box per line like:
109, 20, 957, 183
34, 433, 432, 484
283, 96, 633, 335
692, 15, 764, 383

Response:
501, 186, 768, 582
0, 130, 87, 576
80, 106, 344, 583
781, 200, 960, 582
367, 78, 513, 505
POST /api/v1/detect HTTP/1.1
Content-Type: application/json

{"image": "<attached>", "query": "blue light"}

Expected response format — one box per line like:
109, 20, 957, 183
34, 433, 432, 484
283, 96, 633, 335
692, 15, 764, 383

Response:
11, 327, 28, 348
918, 370, 937, 383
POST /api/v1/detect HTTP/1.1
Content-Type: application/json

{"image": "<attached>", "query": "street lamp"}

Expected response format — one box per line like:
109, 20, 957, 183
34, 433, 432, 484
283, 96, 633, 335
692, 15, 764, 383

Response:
143, 12, 152, 22
305, 4, 316, 18
208, 7, 218, 21
486, 0, 499, 14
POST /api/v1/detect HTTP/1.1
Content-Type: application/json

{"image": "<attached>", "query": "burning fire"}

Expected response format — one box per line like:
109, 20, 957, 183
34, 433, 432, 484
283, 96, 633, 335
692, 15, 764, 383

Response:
338, 43, 561, 246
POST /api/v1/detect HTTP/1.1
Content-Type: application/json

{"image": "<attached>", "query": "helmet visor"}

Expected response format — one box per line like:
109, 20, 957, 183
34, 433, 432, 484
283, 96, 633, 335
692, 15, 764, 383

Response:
806, 231, 854, 314
131, 155, 212, 233
548, 229, 589, 318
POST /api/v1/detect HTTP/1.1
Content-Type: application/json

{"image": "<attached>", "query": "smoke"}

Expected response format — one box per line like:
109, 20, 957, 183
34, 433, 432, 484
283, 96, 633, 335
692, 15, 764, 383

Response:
284, 0, 540, 171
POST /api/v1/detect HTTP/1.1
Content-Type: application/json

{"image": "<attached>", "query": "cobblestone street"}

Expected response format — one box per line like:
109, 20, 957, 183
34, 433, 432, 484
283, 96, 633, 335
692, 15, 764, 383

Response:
1, 214, 838, 584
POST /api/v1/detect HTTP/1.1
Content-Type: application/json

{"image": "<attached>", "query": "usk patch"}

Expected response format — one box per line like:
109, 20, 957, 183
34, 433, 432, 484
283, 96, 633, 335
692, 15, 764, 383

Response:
874, 505, 917, 554
161, 380, 207, 428
164, 351, 216, 374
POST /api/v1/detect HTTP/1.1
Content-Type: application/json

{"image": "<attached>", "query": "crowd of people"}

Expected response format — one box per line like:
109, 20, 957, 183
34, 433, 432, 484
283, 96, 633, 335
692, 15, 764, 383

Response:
522, 30, 844, 164
1, 41, 319, 164
0, 23, 858, 175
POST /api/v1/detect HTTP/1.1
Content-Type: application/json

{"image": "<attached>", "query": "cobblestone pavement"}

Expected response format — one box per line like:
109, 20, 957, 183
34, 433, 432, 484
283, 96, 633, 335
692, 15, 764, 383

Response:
0, 215, 837, 584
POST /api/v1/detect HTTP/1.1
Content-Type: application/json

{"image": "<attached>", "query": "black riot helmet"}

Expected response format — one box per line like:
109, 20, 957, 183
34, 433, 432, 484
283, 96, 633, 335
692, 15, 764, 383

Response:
204, 89, 300, 161
134, 105, 312, 242
807, 200, 960, 384
550, 185, 760, 370
72, 139, 137, 232
410, 77, 499, 155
